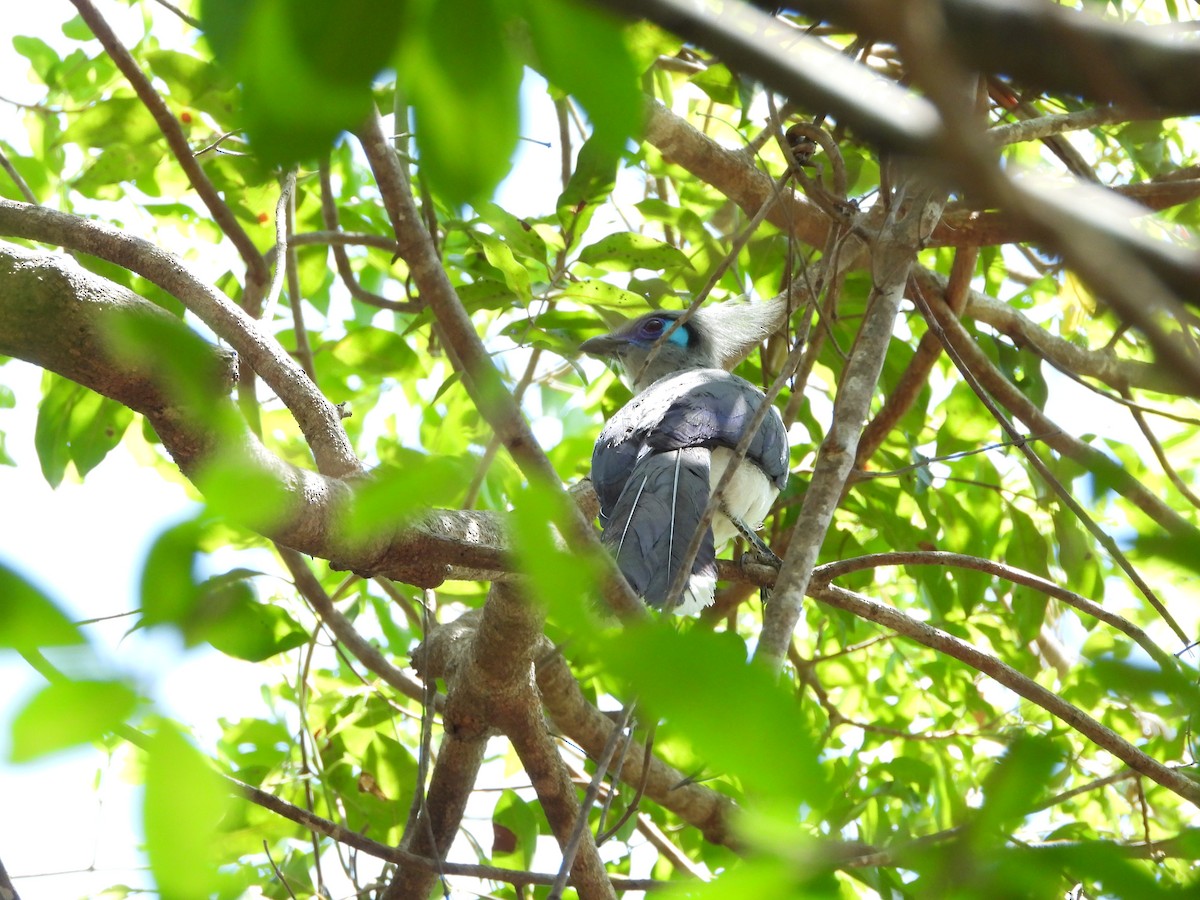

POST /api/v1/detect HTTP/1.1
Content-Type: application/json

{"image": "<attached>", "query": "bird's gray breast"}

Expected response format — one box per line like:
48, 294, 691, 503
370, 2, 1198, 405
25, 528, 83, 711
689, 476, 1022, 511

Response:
591, 368, 788, 524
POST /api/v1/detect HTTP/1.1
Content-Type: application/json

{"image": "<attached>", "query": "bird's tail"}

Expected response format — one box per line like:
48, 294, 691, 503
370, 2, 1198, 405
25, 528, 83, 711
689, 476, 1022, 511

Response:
602, 447, 717, 613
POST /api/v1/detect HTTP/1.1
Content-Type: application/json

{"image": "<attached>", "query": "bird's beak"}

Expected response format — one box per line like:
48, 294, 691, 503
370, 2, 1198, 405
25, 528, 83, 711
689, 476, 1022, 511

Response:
579, 334, 622, 358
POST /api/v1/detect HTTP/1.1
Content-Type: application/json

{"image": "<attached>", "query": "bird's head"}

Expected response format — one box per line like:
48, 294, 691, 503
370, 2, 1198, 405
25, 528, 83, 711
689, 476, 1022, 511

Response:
580, 297, 788, 393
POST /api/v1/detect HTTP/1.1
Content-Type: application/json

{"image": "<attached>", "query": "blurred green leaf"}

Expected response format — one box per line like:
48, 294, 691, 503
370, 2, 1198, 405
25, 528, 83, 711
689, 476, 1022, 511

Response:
144, 722, 228, 898
139, 516, 204, 628
10, 678, 139, 762
403, 0, 522, 205
201, 0, 409, 164
35, 374, 134, 487
521, 0, 643, 160
0, 560, 83, 650
597, 624, 830, 808
194, 574, 308, 661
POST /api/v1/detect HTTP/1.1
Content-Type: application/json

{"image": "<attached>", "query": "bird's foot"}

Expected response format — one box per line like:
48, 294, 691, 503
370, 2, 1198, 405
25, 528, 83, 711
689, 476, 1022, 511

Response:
725, 510, 782, 568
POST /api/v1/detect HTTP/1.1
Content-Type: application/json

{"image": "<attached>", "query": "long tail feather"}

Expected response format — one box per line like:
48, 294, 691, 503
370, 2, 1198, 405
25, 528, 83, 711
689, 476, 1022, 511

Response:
602, 447, 717, 611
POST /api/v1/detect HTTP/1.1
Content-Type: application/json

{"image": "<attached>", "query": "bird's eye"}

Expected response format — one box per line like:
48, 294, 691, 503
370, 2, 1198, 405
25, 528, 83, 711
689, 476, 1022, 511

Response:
641, 317, 665, 336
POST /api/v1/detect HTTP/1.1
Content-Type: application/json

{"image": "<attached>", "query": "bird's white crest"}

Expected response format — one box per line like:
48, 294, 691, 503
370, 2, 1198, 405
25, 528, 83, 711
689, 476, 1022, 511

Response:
693, 295, 789, 370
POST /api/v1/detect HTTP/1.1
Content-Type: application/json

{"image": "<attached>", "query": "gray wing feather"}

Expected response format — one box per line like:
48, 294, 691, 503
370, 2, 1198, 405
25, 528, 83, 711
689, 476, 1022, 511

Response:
592, 368, 789, 523
602, 447, 717, 607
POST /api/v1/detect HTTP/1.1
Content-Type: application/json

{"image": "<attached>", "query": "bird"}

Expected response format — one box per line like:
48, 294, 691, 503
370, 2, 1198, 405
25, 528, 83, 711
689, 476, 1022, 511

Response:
580, 298, 790, 614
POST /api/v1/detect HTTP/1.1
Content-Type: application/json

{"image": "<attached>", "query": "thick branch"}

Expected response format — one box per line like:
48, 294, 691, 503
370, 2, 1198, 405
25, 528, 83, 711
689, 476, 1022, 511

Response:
795, 0, 1200, 115
756, 181, 947, 673
643, 100, 831, 249
407, 584, 614, 900
536, 643, 743, 849
0, 203, 360, 479
0, 243, 506, 587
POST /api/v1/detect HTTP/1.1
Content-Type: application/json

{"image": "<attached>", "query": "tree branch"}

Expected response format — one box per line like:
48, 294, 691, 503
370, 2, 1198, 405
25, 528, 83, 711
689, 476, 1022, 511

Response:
756, 178, 947, 673
809, 582, 1200, 807
67, 0, 270, 293
812, 551, 1175, 672
233, 777, 666, 890
0, 202, 360, 479
354, 111, 645, 621
0, 243, 510, 587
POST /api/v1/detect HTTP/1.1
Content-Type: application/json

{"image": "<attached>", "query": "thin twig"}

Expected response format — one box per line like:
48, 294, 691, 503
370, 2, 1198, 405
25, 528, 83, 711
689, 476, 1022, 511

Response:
261, 169, 295, 325
263, 840, 300, 900
910, 278, 1190, 646
809, 582, 1200, 806
318, 159, 418, 312
67, 0, 269, 291
0, 148, 37, 204
1122, 387, 1200, 511
813, 550, 1175, 672
596, 722, 656, 846
284, 178, 316, 381
278, 547, 431, 704
855, 433, 1059, 480
233, 776, 667, 890
150, 0, 201, 29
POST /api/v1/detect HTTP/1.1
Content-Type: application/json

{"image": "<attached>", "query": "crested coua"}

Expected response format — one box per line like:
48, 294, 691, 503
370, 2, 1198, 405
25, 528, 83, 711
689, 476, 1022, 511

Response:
581, 299, 790, 614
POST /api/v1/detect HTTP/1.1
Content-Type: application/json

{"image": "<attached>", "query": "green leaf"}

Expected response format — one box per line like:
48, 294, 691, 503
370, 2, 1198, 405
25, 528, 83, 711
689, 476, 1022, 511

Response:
327, 326, 420, 375
492, 790, 540, 869
33, 372, 134, 484
67, 97, 161, 148
74, 143, 160, 195
456, 278, 515, 310
9, 679, 139, 762
556, 131, 625, 242
0, 561, 84, 650
578, 232, 693, 272
508, 479, 604, 632
473, 231, 533, 302
973, 736, 1062, 843
560, 278, 645, 309
201, 0, 410, 164
139, 517, 204, 628
144, 722, 228, 898
196, 575, 308, 661
474, 201, 549, 264
403, 0, 522, 205
339, 454, 477, 543
12, 35, 61, 86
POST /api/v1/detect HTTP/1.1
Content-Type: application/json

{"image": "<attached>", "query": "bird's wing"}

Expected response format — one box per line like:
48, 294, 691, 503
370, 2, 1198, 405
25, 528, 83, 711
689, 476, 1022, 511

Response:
601, 446, 717, 609
592, 369, 790, 521
647, 370, 790, 490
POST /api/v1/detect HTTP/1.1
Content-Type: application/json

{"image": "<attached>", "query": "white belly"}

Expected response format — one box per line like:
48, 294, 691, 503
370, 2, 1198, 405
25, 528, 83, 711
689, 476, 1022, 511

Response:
708, 447, 778, 548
